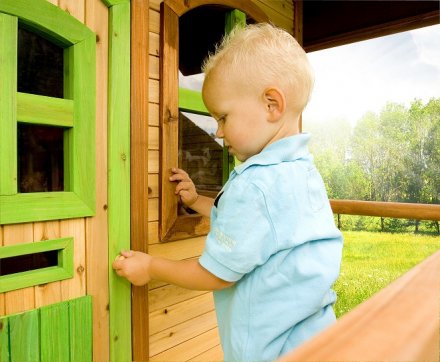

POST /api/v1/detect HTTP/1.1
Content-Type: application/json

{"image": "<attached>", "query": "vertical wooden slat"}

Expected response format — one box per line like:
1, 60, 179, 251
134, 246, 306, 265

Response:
40, 302, 69, 361
0, 316, 9, 362
159, 2, 179, 240
84, 0, 110, 360
131, 0, 150, 360
108, 2, 132, 362
9, 310, 40, 362
0, 13, 17, 196
69, 296, 93, 362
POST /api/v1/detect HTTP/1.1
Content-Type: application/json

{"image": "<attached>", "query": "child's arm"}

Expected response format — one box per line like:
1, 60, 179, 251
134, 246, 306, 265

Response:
169, 168, 214, 217
112, 251, 233, 290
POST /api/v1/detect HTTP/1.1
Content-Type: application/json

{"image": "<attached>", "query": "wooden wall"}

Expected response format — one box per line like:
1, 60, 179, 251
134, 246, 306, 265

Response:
0, 1, 110, 361
147, 1, 294, 359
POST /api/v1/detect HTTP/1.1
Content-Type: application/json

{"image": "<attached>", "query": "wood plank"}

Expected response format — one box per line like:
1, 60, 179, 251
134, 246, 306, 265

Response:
149, 293, 215, 335
84, 0, 110, 360
330, 199, 440, 221
131, 0, 150, 361
148, 236, 205, 260
149, 125, 159, 150
149, 284, 206, 313
60, 219, 86, 301
148, 150, 160, 173
278, 251, 440, 361
59, 0, 85, 23
148, 174, 159, 198
149, 328, 221, 361
149, 55, 160, 79
40, 301, 70, 361
148, 198, 159, 222
252, 0, 293, 33
149, 8, 160, 33
149, 103, 160, 126
108, 3, 132, 361
33, 221, 62, 307
3, 223, 35, 315
191, 344, 223, 361
17, 92, 74, 127
149, 79, 160, 103
69, 296, 93, 362
148, 221, 160, 245
0, 228, 4, 315
0, 13, 17, 196
0, 316, 9, 362
9, 309, 40, 362
149, 32, 159, 56
149, 310, 218, 356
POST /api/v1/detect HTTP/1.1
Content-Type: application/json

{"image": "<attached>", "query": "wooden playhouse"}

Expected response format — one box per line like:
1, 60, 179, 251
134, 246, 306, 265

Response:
0, 0, 439, 361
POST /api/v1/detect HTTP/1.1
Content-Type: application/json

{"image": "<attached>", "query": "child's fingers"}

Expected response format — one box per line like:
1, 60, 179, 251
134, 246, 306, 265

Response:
169, 168, 189, 181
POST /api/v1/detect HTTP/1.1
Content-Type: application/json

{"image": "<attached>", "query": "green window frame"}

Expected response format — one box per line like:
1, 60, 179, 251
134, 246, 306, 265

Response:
0, 0, 96, 224
0, 237, 74, 293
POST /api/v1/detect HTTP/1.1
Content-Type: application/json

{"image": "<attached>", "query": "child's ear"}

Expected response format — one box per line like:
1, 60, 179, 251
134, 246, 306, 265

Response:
263, 87, 286, 122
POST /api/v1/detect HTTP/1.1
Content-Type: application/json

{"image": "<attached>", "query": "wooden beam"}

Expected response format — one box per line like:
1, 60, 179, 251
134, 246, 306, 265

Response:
330, 199, 440, 221
278, 250, 440, 361
130, 0, 150, 361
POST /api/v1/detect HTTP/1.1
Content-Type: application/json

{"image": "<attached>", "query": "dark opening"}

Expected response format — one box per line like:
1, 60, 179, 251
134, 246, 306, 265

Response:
17, 25, 64, 98
18, 123, 64, 193
0, 250, 58, 276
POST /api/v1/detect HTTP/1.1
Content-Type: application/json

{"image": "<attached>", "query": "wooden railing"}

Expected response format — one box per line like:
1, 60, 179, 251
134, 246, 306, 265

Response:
330, 199, 440, 221
278, 199, 440, 361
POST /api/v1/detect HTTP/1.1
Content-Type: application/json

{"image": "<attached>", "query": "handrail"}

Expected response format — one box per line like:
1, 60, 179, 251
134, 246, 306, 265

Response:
278, 250, 440, 361
330, 199, 440, 221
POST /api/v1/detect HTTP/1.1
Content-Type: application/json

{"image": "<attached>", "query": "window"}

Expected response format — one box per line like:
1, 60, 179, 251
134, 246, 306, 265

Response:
160, 0, 268, 241
0, 0, 96, 224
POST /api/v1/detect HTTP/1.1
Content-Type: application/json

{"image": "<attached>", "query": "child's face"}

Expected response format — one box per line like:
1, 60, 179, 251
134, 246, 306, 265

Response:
202, 74, 276, 162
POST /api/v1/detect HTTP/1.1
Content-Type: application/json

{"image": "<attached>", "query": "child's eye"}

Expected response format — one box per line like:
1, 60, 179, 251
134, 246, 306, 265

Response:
217, 115, 226, 124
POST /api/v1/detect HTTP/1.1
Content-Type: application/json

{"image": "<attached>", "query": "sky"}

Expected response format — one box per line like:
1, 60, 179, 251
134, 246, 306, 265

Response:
303, 24, 440, 126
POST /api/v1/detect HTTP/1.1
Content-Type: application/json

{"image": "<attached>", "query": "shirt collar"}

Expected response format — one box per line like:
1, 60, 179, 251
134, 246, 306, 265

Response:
233, 133, 311, 175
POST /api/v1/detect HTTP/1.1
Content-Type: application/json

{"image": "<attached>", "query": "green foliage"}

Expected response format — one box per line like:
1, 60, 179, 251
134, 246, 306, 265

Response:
334, 231, 440, 317
307, 98, 440, 231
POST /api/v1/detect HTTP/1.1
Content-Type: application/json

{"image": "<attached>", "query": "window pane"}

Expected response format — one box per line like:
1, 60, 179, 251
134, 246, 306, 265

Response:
179, 111, 223, 198
17, 26, 64, 98
18, 124, 64, 193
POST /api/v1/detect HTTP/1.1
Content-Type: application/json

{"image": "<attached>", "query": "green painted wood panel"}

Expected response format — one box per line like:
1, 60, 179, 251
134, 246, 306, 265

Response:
0, 192, 94, 225
17, 93, 74, 127
0, 0, 94, 46
9, 310, 40, 362
0, 317, 10, 362
69, 296, 92, 362
40, 302, 70, 361
0, 13, 17, 196
178, 88, 208, 114
107, 3, 132, 362
0, 296, 92, 362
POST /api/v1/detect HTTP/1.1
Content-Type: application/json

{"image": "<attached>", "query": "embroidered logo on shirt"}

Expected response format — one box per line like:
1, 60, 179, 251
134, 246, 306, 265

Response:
213, 226, 236, 251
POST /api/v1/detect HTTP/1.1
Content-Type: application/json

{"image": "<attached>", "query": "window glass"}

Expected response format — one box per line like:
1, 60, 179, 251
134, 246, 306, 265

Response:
17, 123, 64, 193
179, 111, 223, 200
17, 26, 64, 98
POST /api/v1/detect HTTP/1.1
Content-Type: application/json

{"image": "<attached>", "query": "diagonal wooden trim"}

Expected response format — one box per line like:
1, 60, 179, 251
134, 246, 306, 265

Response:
130, 0, 150, 360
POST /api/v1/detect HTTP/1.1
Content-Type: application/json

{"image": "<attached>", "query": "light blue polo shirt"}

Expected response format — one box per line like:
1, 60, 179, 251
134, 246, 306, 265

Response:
199, 133, 343, 361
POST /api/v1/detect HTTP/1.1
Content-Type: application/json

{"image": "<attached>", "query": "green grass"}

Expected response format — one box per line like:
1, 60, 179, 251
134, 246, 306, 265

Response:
333, 231, 440, 318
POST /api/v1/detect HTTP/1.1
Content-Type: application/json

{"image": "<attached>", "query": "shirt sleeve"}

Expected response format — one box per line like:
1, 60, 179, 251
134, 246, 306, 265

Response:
199, 181, 277, 282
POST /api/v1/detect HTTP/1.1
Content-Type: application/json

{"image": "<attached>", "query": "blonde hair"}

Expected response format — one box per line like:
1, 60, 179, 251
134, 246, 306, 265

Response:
202, 23, 314, 113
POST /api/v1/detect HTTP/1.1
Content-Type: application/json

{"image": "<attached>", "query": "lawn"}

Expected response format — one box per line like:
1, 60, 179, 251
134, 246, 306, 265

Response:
333, 231, 440, 318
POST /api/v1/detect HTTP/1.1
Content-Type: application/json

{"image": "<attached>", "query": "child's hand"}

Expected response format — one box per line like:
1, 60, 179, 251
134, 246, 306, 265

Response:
169, 168, 198, 206
112, 250, 152, 286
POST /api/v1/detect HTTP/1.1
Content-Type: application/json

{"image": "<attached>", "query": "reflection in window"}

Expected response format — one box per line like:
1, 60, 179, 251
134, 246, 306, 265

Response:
17, 26, 64, 98
18, 124, 64, 193
179, 112, 224, 199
